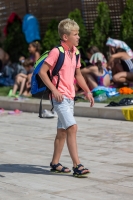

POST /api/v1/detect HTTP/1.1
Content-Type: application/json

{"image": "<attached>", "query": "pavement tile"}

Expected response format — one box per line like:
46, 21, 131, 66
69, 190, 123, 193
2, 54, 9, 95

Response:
0, 112, 133, 200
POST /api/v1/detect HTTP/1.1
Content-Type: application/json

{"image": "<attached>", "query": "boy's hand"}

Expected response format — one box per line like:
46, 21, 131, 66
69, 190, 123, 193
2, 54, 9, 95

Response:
52, 89, 64, 102
85, 92, 94, 107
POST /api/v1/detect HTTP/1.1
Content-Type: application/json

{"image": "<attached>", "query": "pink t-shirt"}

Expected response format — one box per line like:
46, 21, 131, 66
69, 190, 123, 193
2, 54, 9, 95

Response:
45, 42, 81, 99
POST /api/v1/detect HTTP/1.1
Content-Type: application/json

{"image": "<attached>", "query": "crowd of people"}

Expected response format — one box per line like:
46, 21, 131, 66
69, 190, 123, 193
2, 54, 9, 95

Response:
0, 36, 133, 98
75, 38, 133, 94
0, 41, 41, 97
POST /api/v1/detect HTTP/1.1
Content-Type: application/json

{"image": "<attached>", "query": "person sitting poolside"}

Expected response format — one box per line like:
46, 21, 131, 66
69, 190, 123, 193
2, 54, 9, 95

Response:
74, 47, 108, 92
8, 58, 34, 97
86, 46, 107, 68
106, 37, 133, 58
108, 47, 133, 86
81, 52, 110, 90
106, 37, 133, 78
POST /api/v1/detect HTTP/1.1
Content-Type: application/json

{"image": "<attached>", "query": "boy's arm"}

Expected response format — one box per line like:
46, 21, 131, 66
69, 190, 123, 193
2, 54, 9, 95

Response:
39, 62, 64, 102
75, 68, 94, 107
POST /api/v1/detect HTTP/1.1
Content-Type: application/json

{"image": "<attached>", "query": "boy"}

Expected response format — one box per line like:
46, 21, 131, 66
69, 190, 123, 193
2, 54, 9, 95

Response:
39, 18, 94, 177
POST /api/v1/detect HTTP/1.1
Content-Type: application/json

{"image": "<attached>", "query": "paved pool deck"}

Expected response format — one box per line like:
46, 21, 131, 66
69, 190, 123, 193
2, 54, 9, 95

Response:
0, 112, 133, 199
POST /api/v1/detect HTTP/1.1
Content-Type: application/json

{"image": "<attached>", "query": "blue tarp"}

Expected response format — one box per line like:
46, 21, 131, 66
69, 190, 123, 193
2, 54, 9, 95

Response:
22, 14, 41, 43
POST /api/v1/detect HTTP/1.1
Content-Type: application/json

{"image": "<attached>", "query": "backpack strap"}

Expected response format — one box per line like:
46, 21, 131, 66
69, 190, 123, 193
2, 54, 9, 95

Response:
75, 49, 80, 67
50, 46, 65, 111
39, 46, 65, 118
52, 46, 65, 76
34, 51, 49, 69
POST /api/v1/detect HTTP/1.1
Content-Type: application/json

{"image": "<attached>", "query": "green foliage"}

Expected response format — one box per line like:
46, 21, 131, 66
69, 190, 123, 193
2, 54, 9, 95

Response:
0, 86, 12, 96
89, 2, 113, 51
0, 29, 2, 47
68, 8, 88, 48
120, 0, 133, 49
42, 9, 88, 52
3, 19, 28, 62
42, 19, 60, 51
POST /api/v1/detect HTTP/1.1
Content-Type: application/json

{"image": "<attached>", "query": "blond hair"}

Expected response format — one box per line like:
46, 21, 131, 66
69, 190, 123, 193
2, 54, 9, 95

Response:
58, 18, 79, 39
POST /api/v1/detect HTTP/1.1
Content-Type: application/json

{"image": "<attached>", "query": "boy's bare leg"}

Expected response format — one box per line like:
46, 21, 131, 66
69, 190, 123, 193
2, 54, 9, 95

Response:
66, 124, 89, 173
66, 124, 79, 166
51, 129, 70, 171
51, 125, 89, 173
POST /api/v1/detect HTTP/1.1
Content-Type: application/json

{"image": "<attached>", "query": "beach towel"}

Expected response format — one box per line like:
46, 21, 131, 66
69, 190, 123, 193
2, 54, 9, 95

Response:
89, 52, 107, 65
122, 107, 133, 121
106, 37, 133, 57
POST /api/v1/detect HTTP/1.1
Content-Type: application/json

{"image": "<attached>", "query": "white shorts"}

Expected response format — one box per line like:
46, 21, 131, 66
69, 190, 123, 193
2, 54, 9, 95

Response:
52, 96, 76, 129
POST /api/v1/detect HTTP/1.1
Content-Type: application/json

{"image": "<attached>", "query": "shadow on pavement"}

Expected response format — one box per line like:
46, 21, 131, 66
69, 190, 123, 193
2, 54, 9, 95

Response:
0, 174, 5, 177
0, 164, 72, 177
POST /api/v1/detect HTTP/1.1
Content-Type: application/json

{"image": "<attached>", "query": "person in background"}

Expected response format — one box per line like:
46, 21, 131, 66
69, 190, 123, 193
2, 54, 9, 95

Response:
86, 46, 107, 68
19, 56, 25, 65
106, 37, 133, 76
81, 52, 110, 90
22, 60, 34, 97
108, 47, 133, 85
0, 48, 10, 72
106, 37, 133, 58
74, 47, 108, 92
8, 58, 34, 97
28, 41, 41, 63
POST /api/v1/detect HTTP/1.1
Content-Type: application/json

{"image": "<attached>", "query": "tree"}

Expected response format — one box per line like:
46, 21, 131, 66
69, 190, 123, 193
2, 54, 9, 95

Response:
68, 8, 88, 48
3, 13, 28, 62
89, 2, 113, 52
42, 19, 60, 51
0, 29, 2, 47
120, 0, 133, 49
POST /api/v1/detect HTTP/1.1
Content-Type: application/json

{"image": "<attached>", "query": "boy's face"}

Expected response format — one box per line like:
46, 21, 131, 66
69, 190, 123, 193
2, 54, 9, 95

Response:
63, 30, 80, 47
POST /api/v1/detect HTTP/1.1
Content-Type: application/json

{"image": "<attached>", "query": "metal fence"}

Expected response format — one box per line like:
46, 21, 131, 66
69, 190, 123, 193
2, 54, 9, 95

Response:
82, 0, 127, 37
0, 0, 127, 38
0, 0, 26, 27
27, 0, 82, 37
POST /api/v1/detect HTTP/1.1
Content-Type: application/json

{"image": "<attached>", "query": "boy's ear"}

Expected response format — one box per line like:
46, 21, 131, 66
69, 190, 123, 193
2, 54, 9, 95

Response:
62, 34, 68, 41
